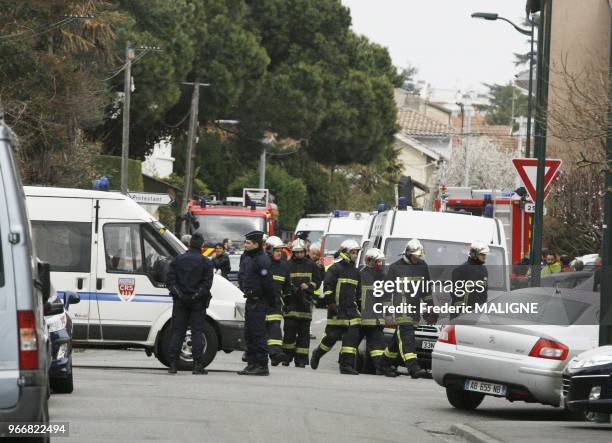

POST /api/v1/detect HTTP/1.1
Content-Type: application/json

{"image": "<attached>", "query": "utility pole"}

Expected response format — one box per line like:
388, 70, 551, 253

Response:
181, 79, 201, 234
525, 19, 536, 158
463, 105, 472, 187
599, 25, 612, 347
120, 41, 133, 195
258, 147, 266, 189
529, 0, 552, 287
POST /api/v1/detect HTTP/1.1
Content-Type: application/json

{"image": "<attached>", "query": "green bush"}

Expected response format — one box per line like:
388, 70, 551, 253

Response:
92, 155, 144, 192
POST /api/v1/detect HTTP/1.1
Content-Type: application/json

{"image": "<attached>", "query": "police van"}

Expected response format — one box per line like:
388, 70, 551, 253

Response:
359, 206, 509, 372
293, 215, 328, 244
24, 186, 246, 370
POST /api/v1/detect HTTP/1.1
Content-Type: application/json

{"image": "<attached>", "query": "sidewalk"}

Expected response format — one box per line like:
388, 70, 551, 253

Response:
452, 420, 612, 443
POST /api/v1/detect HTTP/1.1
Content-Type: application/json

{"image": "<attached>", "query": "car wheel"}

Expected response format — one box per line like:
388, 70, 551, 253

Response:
158, 321, 219, 370
446, 386, 484, 410
50, 370, 74, 394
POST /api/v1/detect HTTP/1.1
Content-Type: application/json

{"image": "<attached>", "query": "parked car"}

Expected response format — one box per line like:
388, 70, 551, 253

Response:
432, 286, 599, 410
0, 121, 51, 438
564, 346, 612, 415
45, 291, 80, 393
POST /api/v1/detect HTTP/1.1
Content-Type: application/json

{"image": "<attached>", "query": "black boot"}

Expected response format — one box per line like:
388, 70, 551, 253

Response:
376, 365, 398, 377
168, 362, 178, 374
339, 365, 359, 375
192, 362, 208, 375
270, 353, 285, 367
249, 364, 270, 376
407, 360, 426, 379
294, 361, 306, 368
237, 364, 256, 375
310, 348, 322, 370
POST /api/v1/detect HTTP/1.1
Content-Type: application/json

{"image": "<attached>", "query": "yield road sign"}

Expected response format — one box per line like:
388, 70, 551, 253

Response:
128, 192, 174, 206
512, 158, 562, 203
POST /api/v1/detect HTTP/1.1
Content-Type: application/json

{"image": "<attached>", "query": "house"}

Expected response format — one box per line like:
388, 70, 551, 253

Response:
394, 88, 453, 207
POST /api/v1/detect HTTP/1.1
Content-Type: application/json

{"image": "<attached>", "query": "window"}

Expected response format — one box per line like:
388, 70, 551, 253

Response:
193, 215, 265, 245
104, 224, 173, 283
104, 224, 143, 273
31, 221, 91, 273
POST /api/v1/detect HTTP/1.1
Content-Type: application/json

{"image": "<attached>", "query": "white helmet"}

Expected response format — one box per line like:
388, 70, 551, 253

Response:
364, 248, 385, 268
469, 240, 490, 257
265, 236, 284, 249
340, 239, 360, 252
404, 239, 424, 257
291, 239, 307, 252
309, 242, 321, 254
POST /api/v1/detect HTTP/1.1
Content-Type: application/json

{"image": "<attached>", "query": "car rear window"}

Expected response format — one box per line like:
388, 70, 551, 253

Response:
31, 221, 92, 273
492, 292, 590, 325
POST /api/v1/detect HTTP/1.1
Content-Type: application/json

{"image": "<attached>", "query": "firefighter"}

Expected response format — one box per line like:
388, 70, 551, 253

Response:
282, 239, 321, 367
308, 242, 326, 309
310, 239, 362, 375
377, 239, 430, 378
357, 248, 388, 372
237, 230, 274, 376
265, 236, 290, 366
451, 240, 489, 317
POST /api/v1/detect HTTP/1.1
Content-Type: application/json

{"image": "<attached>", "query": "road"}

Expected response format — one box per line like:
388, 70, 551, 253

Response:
48, 309, 609, 443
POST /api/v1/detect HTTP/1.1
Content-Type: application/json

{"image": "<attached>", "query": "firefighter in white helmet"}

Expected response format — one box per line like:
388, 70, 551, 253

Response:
450, 240, 489, 318
377, 239, 431, 378
356, 248, 388, 372
263, 236, 290, 365
281, 239, 321, 367
311, 239, 362, 375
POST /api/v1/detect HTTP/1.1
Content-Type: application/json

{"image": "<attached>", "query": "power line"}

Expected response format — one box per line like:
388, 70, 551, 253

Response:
0, 17, 73, 41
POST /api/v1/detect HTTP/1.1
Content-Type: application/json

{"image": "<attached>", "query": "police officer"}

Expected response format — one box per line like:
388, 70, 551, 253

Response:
237, 230, 274, 376
166, 233, 214, 375
451, 240, 489, 317
377, 239, 430, 378
265, 236, 290, 366
357, 248, 388, 372
282, 239, 321, 367
310, 239, 361, 375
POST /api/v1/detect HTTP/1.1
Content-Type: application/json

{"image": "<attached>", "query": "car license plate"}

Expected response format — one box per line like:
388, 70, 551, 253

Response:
464, 379, 507, 397
421, 340, 436, 350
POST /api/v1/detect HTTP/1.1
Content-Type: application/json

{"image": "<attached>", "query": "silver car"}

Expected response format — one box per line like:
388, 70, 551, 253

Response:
432, 287, 599, 410
0, 121, 51, 438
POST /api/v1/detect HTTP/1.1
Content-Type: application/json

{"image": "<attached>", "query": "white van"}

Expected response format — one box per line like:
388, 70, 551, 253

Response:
363, 207, 509, 290
24, 186, 245, 369
293, 216, 328, 244
321, 211, 372, 258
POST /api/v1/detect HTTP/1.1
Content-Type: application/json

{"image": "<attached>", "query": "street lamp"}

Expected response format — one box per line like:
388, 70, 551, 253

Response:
471, 12, 536, 158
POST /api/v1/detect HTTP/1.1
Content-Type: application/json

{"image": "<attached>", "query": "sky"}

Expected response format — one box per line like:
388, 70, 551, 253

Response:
341, 0, 530, 95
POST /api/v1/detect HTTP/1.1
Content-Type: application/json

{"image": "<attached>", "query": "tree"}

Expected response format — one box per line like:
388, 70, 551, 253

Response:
228, 164, 307, 229
513, 16, 538, 67
434, 138, 517, 191
479, 82, 528, 128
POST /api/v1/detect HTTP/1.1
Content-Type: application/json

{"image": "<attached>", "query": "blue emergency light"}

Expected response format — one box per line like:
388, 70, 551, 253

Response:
199, 197, 207, 208
398, 196, 409, 210
250, 201, 257, 210
377, 203, 386, 213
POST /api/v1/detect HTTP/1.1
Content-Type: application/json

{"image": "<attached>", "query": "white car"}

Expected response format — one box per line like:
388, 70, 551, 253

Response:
432, 287, 599, 410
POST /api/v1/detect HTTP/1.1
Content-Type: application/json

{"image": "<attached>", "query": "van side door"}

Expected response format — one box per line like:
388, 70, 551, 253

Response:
93, 219, 173, 343
28, 197, 96, 341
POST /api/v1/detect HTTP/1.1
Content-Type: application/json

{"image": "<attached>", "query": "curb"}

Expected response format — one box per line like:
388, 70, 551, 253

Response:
451, 424, 504, 443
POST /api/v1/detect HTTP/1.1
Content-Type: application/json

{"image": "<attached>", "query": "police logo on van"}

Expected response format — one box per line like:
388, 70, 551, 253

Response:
118, 278, 136, 302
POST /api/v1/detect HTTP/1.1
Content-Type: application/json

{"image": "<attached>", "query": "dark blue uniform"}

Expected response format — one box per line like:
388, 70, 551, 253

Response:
238, 247, 274, 368
166, 248, 214, 368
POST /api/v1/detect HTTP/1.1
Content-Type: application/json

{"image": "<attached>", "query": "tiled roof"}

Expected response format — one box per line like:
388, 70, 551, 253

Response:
397, 107, 452, 137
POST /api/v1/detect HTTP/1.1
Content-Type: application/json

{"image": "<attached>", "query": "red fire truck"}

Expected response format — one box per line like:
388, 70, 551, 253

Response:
187, 188, 278, 255
434, 186, 533, 266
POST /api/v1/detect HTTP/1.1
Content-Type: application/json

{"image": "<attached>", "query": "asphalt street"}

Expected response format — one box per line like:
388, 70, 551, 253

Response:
48, 309, 612, 443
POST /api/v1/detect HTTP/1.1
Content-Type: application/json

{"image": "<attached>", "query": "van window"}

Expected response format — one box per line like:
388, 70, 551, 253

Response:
104, 224, 173, 284
104, 224, 143, 273
31, 221, 91, 273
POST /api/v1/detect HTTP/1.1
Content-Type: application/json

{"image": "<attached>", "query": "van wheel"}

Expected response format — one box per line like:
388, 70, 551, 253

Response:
446, 386, 484, 410
157, 321, 218, 370
51, 371, 74, 394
